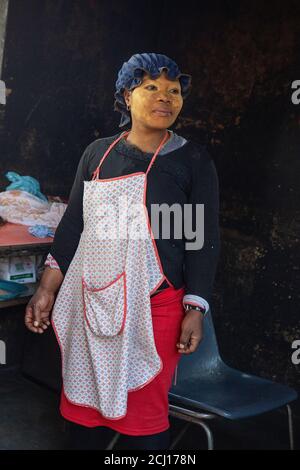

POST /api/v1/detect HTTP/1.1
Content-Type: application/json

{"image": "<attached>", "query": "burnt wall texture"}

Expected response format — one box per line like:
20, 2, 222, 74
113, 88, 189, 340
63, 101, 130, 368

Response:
0, 0, 299, 416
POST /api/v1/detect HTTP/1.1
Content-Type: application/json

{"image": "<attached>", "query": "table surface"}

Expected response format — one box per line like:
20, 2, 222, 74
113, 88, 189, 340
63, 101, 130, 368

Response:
0, 222, 54, 247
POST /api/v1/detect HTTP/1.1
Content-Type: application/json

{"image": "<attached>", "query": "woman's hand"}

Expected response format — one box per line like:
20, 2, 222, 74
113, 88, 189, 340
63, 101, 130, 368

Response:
24, 287, 55, 334
176, 309, 204, 354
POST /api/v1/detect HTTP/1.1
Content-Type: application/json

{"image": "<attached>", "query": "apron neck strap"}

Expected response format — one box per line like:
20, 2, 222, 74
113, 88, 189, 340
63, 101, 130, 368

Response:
92, 130, 169, 180
92, 131, 130, 180
145, 131, 169, 175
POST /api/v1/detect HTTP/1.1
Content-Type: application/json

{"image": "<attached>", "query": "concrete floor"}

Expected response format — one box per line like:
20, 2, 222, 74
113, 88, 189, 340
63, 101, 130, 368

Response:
0, 367, 298, 450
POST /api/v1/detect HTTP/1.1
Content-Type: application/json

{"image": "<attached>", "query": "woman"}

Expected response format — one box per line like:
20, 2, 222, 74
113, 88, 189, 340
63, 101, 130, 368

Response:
24, 53, 220, 450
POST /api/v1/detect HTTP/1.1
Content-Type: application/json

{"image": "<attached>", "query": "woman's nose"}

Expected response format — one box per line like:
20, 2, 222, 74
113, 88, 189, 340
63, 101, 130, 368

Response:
157, 93, 171, 102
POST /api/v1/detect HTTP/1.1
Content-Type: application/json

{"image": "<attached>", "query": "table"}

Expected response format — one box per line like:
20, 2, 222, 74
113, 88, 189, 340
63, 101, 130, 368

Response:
0, 222, 53, 308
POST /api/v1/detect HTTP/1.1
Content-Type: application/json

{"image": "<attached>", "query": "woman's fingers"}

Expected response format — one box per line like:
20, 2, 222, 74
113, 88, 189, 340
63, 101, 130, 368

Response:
177, 312, 204, 354
177, 333, 202, 354
183, 334, 201, 354
34, 318, 50, 333
25, 305, 38, 333
25, 304, 50, 334
177, 328, 190, 351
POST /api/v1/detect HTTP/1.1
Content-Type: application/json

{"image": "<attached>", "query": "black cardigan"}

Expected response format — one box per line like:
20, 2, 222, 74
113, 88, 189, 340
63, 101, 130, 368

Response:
50, 133, 220, 305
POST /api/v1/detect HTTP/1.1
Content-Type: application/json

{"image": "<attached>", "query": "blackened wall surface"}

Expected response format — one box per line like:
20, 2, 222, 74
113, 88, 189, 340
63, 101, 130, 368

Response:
157, 0, 300, 390
0, 0, 299, 418
0, 0, 164, 194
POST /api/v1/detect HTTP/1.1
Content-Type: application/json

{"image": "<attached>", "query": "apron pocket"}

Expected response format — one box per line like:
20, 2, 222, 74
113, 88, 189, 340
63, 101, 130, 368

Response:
82, 272, 127, 337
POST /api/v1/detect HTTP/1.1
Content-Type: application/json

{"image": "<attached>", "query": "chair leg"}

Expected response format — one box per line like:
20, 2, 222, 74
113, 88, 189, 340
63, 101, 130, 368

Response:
197, 421, 214, 450
170, 420, 214, 450
286, 404, 295, 450
169, 423, 191, 449
105, 432, 121, 450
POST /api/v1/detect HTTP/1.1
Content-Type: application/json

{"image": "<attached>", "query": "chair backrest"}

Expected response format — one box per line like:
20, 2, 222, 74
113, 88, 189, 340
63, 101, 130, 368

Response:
174, 310, 223, 382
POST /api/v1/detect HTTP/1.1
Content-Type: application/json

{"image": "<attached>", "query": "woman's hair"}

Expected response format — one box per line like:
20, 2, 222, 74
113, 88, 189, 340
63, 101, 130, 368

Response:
114, 53, 192, 127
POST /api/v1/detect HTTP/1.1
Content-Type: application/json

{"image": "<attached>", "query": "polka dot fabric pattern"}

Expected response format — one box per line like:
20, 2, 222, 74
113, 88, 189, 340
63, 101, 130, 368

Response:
51, 133, 171, 420
82, 271, 127, 337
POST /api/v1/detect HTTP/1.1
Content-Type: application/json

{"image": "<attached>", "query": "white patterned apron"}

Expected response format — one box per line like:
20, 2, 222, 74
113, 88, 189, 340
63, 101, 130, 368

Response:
51, 131, 173, 419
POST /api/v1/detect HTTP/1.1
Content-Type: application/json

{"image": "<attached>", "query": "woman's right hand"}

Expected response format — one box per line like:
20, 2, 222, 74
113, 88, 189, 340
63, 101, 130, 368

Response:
24, 287, 55, 334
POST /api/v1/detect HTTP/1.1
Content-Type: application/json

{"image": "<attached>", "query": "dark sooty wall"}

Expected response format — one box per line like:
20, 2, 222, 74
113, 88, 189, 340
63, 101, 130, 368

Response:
0, 0, 299, 411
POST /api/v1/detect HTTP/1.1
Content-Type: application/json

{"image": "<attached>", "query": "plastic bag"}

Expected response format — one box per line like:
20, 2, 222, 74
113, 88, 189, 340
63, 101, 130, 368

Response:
0, 280, 28, 301
5, 172, 48, 202
0, 190, 67, 228
28, 225, 55, 238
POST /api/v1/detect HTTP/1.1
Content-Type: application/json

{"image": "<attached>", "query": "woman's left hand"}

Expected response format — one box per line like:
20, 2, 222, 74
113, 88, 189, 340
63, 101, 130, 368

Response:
176, 310, 204, 354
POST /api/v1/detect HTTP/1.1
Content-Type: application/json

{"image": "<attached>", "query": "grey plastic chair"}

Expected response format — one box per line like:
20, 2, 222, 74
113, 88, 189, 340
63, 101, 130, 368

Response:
168, 310, 298, 450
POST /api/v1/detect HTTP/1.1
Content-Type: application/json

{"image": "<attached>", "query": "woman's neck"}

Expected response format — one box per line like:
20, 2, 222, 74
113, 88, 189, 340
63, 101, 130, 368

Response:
125, 127, 170, 153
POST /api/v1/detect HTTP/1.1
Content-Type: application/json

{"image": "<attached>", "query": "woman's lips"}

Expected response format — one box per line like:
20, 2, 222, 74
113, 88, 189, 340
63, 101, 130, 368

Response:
152, 109, 172, 117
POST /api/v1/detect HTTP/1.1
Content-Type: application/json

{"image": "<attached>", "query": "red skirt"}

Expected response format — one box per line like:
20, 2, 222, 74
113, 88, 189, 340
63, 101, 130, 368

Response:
60, 285, 185, 436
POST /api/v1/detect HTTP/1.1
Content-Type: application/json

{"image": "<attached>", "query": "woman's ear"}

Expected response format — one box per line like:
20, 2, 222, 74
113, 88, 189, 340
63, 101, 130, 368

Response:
123, 89, 131, 108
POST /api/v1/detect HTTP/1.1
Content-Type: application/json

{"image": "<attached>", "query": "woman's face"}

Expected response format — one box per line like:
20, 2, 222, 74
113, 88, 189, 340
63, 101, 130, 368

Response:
124, 71, 183, 130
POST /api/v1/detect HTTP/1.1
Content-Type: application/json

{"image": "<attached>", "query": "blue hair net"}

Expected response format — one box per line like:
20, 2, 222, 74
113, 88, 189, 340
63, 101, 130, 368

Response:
114, 53, 192, 128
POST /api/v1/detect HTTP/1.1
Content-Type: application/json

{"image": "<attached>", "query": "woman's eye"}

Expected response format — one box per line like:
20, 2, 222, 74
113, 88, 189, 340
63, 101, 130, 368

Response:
144, 85, 180, 94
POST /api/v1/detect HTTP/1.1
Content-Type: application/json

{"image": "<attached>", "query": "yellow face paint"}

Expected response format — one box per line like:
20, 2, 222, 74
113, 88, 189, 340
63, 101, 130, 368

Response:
126, 72, 183, 131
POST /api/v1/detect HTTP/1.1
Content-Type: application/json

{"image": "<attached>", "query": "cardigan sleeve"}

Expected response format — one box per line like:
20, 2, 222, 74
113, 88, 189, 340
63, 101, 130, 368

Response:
44, 253, 60, 269
183, 147, 220, 311
48, 145, 93, 275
